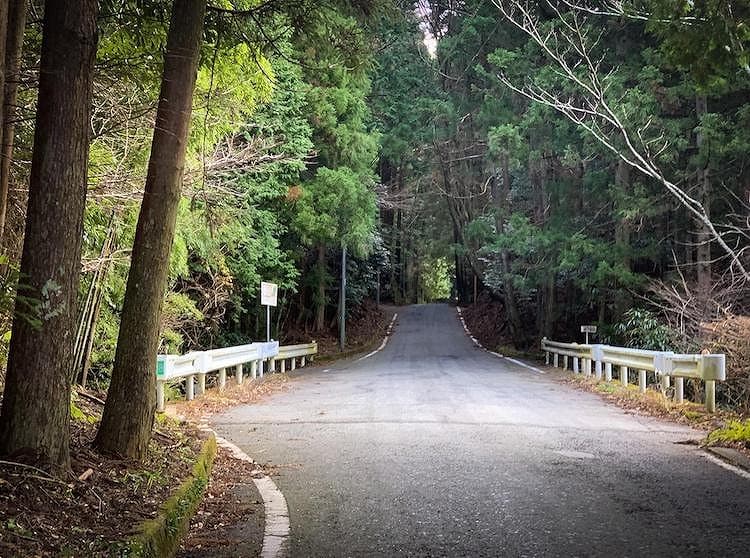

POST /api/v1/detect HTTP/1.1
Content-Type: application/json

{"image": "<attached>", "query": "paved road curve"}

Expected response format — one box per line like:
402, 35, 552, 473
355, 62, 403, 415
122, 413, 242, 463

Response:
212, 304, 750, 557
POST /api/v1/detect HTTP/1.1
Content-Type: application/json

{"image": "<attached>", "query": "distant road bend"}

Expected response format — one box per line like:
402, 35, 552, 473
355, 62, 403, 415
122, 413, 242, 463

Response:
213, 304, 750, 557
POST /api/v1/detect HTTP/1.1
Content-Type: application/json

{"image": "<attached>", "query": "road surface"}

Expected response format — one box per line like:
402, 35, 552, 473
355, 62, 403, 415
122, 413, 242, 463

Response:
212, 304, 750, 557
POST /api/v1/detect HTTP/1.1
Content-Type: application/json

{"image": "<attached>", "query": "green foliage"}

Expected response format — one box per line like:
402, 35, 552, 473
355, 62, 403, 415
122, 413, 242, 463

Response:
295, 167, 377, 256
75, 2, 388, 365
645, 0, 750, 85
420, 257, 453, 302
705, 420, 750, 446
0, 255, 43, 371
613, 308, 677, 351
407, 0, 750, 350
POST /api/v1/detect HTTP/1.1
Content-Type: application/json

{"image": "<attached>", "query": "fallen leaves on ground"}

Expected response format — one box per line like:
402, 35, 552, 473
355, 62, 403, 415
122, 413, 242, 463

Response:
169, 373, 291, 422
178, 448, 264, 557
0, 389, 204, 557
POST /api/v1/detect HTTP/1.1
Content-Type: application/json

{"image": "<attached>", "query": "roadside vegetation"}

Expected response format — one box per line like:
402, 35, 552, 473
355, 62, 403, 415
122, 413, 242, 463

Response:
0, 0, 749, 552
427, 1, 750, 415
0, 1, 429, 553
0, 392, 204, 556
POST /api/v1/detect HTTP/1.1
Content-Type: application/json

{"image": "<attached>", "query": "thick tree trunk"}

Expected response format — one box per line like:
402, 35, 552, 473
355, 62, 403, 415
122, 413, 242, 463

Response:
96, 0, 206, 459
315, 243, 326, 332
0, 0, 24, 238
0, 0, 9, 170
0, 0, 97, 471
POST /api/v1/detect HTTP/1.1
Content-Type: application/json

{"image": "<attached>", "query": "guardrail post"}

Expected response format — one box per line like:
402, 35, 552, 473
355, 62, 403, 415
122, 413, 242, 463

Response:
301, 356, 307, 367
186, 375, 195, 400
553, 353, 559, 368
705, 380, 716, 413
675, 377, 684, 403
291, 357, 296, 371
563, 355, 568, 370
573, 357, 579, 374
270, 358, 276, 373
280, 359, 286, 373
620, 365, 628, 387
259, 359, 264, 377
157, 381, 166, 412
605, 362, 612, 382
545, 351, 550, 365
218, 368, 226, 391
660, 374, 670, 392
197, 373, 206, 395
591, 345, 603, 380
236, 363, 243, 385
583, 359, 591, 376
638, 369, 647, 393
251, 360, 257, 380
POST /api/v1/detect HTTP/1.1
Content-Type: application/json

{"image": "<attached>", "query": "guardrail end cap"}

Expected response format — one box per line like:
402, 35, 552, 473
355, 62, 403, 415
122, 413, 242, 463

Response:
700, 354, 726, 381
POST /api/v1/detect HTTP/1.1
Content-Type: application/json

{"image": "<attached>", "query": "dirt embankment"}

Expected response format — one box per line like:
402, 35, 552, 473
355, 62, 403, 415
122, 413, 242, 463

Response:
460, 292, 511, 353
0, 391, 204, 556
283, 299, 393, 359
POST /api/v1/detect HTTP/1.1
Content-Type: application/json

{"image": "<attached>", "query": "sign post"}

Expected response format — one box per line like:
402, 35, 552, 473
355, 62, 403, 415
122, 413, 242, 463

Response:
339, 245, 347, 350
580, 324, 597, 344
261, 281, 278, 342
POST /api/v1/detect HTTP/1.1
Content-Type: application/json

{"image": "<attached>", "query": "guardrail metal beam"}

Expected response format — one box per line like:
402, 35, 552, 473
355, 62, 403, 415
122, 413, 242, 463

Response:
541, 337, 726, 412
154, 340, 317, 411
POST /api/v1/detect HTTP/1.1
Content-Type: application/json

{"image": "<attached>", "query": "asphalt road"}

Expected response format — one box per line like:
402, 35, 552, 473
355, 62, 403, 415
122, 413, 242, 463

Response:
212, 304, 750, 557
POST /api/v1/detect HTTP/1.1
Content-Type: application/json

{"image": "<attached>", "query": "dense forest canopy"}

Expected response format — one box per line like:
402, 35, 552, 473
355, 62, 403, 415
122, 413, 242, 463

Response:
0, 0, 748, 469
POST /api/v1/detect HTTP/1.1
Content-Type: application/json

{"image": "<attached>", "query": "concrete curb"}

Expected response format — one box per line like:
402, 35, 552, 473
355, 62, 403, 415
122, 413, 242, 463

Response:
198, 423, 290, 558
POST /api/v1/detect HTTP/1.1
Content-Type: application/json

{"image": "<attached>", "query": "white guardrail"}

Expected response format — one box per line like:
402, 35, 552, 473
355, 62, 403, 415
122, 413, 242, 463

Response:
541, 338, 726, 412
155, 340, 317, 411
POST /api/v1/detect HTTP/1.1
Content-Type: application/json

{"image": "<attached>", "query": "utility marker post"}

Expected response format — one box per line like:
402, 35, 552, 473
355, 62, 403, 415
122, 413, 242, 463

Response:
340, 244, 347, 350
261, 281, 278, 342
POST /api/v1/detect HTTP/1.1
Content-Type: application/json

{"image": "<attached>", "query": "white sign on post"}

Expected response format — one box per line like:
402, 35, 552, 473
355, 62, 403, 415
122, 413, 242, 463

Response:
580, 324, 597, 344
260, 281, 278, 307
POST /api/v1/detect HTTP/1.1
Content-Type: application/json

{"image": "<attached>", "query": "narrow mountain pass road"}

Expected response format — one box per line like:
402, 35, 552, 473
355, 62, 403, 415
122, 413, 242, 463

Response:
212, 304, 750, 557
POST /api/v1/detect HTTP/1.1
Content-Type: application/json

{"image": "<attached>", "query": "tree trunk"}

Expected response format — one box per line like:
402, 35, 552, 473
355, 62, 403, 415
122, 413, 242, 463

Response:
0, 0, 97, 471
315, 243, 326, 331
500, 249, 524, 345
389, 209, 398, 302
695, 94, 712, 301
613, 159, 632, 319
95, 0, 206, 459
542, 274, 555, 338
0, 0, 24, 238
614, 160, 631, 269
0, 0, 9, 178
494, 154, 524, 346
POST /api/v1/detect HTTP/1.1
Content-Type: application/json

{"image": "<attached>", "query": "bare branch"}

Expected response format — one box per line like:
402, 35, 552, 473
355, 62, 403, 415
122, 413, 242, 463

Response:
492, 0, 750, 280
